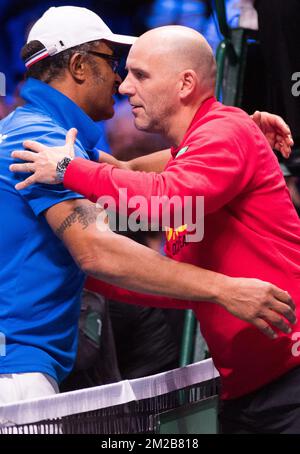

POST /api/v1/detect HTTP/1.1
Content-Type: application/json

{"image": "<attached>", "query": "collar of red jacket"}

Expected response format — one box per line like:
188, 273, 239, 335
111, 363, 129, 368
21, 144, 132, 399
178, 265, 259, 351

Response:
171, 96, 217, 158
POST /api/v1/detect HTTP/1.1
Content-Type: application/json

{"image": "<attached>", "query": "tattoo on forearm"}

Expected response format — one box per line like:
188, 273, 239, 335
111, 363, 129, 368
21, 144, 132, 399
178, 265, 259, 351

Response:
56, 206, 98, 238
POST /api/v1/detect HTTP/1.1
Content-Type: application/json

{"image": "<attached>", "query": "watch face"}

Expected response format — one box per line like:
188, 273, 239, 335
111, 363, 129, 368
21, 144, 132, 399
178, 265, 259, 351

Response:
58, 157, 71, 170
61, 157, 71, 168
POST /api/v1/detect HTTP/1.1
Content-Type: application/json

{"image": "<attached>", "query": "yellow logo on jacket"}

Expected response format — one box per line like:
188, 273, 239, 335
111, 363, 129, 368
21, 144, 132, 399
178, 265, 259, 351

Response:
165, 224, 188, 256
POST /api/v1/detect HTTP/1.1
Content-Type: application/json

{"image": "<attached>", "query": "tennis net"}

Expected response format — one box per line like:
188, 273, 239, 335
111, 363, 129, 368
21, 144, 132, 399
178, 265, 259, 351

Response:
0, 358, 220, 434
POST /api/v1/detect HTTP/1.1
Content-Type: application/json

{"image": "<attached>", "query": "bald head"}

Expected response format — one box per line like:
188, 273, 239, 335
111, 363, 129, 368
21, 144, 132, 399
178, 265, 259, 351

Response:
130, 25, 216, 93
120, 25, 217, 144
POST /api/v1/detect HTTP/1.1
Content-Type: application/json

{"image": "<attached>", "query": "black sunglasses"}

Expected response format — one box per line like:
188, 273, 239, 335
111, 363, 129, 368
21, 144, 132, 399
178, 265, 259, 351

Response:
86, 50, 121, 73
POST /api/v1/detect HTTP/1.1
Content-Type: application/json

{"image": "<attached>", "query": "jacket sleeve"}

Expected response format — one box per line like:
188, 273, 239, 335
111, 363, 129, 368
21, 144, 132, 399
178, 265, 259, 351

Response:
64, 121, 252, 225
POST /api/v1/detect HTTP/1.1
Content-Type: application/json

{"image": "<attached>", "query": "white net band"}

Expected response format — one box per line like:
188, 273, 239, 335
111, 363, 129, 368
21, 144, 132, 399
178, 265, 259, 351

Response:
0, 358, 218, 427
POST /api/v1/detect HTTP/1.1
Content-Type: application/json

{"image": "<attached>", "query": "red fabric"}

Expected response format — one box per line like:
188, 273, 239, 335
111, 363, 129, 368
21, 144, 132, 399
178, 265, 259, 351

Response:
67, 97, 300, 399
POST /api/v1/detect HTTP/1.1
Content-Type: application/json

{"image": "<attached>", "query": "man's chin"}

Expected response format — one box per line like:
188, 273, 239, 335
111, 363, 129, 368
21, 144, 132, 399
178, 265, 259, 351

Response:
134, 119, 151, 132
94, 109, 115, 122
105, 109, 115, 120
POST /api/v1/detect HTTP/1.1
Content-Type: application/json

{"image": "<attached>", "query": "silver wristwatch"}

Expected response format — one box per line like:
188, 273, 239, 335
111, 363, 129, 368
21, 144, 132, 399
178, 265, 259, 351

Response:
56, 156, 73, 183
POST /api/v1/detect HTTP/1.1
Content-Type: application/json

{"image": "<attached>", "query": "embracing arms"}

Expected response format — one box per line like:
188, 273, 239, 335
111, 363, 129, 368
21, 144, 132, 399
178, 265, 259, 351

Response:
98, 111, 293, 172
10, 111, 293, 191
43, 197, 296, 339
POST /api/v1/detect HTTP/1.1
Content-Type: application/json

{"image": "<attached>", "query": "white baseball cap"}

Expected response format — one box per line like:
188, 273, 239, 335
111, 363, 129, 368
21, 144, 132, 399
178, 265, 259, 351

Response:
25, 6, 137, 68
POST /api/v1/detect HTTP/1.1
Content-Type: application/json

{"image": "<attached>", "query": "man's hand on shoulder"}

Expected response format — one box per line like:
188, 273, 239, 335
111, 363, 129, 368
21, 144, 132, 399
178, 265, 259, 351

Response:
251, 111, 294, 158
10, 128, 77, 190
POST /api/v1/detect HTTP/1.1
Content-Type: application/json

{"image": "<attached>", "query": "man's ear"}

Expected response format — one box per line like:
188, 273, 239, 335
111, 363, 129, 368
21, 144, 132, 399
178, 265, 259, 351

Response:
68, 53, 87, 82
178, 70, 197, 101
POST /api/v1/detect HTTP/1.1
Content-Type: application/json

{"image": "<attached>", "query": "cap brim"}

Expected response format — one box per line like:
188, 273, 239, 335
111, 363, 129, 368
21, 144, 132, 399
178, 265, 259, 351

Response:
104, 33, 137, 46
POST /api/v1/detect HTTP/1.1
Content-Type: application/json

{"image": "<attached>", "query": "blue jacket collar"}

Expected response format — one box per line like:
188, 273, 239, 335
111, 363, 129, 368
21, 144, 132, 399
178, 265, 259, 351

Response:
20, 78, 102, 150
